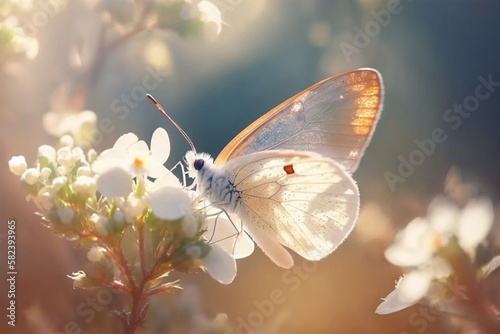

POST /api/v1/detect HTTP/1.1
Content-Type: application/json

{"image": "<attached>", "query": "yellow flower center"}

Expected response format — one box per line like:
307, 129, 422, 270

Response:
431, 234, 442, 253
133, 157, 146, 171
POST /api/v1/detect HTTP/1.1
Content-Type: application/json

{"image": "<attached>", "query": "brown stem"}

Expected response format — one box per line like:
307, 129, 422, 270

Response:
126, 279, 147, 334
72, 9, 152, 109
138, 219, 147, 278
113, 242, 136, 291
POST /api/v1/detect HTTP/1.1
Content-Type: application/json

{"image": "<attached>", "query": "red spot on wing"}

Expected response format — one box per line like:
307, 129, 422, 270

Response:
284, 165, 295, 174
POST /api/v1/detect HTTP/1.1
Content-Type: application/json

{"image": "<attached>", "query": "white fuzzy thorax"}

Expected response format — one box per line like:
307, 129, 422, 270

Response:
184, 151, 241, 213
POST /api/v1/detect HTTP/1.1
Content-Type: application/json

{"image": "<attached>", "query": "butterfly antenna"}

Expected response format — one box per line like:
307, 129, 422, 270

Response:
147, 94, 197, 153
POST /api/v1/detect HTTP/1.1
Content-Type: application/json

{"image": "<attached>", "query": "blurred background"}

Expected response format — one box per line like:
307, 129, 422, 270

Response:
0, 0, 499, 333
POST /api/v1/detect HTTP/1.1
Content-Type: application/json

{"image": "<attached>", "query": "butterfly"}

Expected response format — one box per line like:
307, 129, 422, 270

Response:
152, 68, 383, 269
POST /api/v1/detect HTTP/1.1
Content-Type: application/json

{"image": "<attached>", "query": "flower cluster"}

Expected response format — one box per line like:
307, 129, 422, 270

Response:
82, 0, 223, 39
9, 115, 238, 287
153, 0, 223, 39
0, 4, 39, 61
376, 178, 499, 331
9, 107, 259, 331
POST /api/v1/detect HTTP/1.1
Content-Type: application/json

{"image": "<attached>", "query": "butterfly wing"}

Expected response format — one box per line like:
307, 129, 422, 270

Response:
215, 68, 383, 173
222, 150, 359, 268
191, 193, 255, 259
204, 208, 255, 259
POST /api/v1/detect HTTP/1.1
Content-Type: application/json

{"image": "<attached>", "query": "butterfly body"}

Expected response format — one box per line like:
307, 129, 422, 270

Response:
186, 151, 243, 214
186, 149, 360, 268
183, 69, 383, 268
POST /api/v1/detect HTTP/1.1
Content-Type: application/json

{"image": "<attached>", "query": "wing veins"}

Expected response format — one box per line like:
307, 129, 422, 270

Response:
242, 201, 305, 250
283, 199, 351, 219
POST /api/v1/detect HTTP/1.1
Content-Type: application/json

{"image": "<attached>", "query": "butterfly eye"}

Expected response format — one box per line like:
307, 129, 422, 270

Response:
193, 159, 205, 171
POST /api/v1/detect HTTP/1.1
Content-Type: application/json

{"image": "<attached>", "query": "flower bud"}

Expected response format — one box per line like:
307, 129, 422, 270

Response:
52, 176, 67, 192
38, 145, 56, 163
59, 135, 74, 149
90, 213, 109, 236
21, 168, 39, 185
9, 155, 27, 176
87, 246, 105, 262
72, 175, 97, 197
58, 207, 75, 224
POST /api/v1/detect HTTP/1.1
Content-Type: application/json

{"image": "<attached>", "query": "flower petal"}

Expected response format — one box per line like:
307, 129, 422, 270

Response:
113, 132, 138, 150
375, 269, 432, 314
128, 140, 149, 154
151, 127, 170, 163
146, 156, 169, 179
149, 186, 191, 220
96, 166, 133, 197
457, 197, 494, 249
202, 244, 236, 284
154, 172, 183, 189
427, 196, 460, 235
384, 217, 433, 266
91, 148, 127, 173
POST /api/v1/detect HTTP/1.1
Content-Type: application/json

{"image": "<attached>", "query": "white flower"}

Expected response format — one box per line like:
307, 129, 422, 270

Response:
9, 155, 27, 176
21, 168, 39, 185
59, 135, 74, 149
384, 197, 494, 268
12, 27, 39, 59
96, 166, 133, 198
201, 244, 236, 284
455, 198, 494, 250
149, 186, 191, 220
87, 246, 105, 262
152, 171, 184, 189
72, 147, 85, 161
52, 176, 67, 193
87, 149, 98, 164
39, 167, 52, 181
376, 269, 433, 314
37, 187, 53, 211
77, 166, 93, 177
72, 176, 97, 197
376, 257, 452, 315
57, 166, 67, 176
377, 196, 494, 314
92, 128, 170, 179
58, 207, 75, 224
197, 0, 223, 37
90, 213, 109, 236
38, 145, 57, 163
43, 110, 97, 146
182, 213, 201, 238
57, 147, 79, 169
